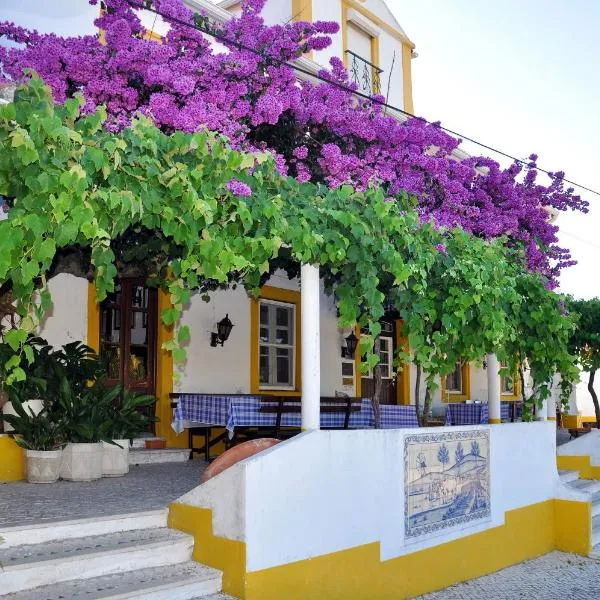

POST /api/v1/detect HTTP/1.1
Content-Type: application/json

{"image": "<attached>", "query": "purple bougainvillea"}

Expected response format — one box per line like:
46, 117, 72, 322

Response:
0, 0, 588, 283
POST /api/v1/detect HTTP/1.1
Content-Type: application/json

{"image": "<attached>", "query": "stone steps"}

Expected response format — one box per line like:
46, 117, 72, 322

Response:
129, 448, 190, 465
0, 511, 222, 598
2, 562, 223, 600
561, 470, 600, 558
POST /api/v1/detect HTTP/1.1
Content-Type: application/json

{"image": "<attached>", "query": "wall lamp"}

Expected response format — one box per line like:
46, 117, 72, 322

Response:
342, 331, 358, 359
210, 314, 234, 347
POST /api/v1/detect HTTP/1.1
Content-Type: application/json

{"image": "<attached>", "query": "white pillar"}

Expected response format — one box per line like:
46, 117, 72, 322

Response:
301, 263, 320, 431
547, 376, 557, 422
487, 353, 501, 424
537, 398, 548, 421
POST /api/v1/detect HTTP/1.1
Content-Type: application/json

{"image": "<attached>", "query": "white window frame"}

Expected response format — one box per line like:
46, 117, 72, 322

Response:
500, 360, 516, 396
361, 335, 394, 380
258, 299, 296, 390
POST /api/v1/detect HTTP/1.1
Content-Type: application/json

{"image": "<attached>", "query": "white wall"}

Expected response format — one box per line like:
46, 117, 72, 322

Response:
177, 422, 583, 572
176, 271, 353, 396
38, 274, 88, 349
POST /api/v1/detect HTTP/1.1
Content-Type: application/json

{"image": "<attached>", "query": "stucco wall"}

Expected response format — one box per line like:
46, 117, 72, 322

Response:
177, 422, 584, 572
175, 271, 353, 396
38, 274, 88, 349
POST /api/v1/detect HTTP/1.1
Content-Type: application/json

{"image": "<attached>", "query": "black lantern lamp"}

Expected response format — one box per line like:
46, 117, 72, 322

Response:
211, 314, 234, 347
344, 331, 358, 359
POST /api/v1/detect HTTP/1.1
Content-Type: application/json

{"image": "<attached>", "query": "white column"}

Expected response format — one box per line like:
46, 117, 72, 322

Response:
537, 398, 548, 421
487, 353, 501, 424
547, 376, 557, 421
301, 263, 320, 431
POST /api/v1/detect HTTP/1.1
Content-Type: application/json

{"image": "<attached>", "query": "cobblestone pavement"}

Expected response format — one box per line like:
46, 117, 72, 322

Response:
414, 552, 600, 599
0, 460, 207, 527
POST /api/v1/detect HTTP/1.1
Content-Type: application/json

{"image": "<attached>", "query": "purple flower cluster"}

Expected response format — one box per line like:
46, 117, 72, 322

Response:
226, 179, 252, 197
0, 0, 587, 283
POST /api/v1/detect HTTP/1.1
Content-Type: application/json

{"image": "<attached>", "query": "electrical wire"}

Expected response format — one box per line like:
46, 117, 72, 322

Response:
123, 0, 600, 198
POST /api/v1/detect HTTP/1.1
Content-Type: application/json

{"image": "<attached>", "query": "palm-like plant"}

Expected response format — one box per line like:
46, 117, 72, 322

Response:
2, 399, 65, 451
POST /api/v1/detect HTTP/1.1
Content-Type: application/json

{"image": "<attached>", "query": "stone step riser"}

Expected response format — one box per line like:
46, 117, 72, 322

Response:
0, 537, 193, 595
0, 510, 168, 548
91, 575, 223, 600
129, 449, 190, 465
558, 471, 580, 485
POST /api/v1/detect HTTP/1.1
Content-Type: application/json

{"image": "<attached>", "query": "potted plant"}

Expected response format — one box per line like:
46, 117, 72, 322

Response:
56, 378, 116, 482
0, 338, 54, 432
3, 400, 65, 483
102, 389, 158, 477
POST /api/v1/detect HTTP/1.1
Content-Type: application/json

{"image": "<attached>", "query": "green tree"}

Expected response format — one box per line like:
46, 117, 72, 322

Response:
567, 298, 600, 428
437, 443, 450, 471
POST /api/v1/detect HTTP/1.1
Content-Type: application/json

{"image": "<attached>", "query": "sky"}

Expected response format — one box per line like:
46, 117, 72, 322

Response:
2, 0, 598, 298
391, 0, 600, 299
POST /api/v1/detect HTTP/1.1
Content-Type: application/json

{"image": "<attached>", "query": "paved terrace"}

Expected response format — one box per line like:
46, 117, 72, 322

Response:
0, 461, 207, 527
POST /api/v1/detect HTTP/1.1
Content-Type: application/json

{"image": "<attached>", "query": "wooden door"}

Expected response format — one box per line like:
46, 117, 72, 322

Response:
99, 279, 158, 424
361, 320, 397, 405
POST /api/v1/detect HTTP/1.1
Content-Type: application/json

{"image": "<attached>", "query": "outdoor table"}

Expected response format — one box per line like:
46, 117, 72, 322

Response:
444, 402, 519, 425
172, 395, 420, 435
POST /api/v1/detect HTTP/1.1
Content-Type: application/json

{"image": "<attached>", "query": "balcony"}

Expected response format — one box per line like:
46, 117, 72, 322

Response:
345, 50, 384, 96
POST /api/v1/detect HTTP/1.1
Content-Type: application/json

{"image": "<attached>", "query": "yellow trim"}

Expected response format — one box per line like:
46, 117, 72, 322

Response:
401, 42, 414, 114
441, 362, 471, 403
169, 503, 246, 598
354, 324, 362, 398
395, 320, 410, 405
250, 286, 302, 396
291, 0, 312, 23
342, 0, 415, 47
341, 4, 349, 68
557, 454, 600, 480
500, 364, 521, 401
169, 498, 590, 600
489, 418, 502, 425
548, 416, 556, 421
155, 288, 187, 448
562, 414, 597, 429
0, 435, 25, 481
86, 283, 101, 353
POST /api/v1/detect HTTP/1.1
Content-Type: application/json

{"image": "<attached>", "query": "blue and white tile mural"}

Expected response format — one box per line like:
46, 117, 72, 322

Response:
404, 429, 490, 539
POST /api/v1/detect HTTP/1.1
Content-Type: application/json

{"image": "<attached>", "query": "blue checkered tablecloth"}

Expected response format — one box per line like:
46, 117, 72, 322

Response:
172, 395, 420, 434
444, 402, 520, 425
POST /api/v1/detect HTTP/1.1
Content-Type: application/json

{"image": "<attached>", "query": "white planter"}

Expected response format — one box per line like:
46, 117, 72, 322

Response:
102, 439, 130, 477
25, 449, 62, 484
2, 399, 44, 432
60, 442, 103, 481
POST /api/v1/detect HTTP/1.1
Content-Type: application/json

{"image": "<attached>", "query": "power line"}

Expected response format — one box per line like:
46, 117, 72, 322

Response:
123, 0, 600, 198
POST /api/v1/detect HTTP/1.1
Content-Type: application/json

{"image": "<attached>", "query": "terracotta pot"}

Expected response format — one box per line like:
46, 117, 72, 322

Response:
201, 438, 280, 484
145, 439, 166, 449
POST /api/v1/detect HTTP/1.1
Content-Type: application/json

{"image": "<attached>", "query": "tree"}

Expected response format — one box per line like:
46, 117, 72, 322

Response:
0, 0, 587, 285
567, 298, 600, 428
437, 443, 450, 471
455, 442, 464, 464
470, 440, 480, 457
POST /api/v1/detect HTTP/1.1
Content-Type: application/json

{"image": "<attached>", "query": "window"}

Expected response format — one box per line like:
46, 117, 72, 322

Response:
445, 362, 463, 394
500, 360, 519, 399
345, 17, 382, 95
361, 335, 394, 379
442, 361, 470, 402
258, 300, 296, 389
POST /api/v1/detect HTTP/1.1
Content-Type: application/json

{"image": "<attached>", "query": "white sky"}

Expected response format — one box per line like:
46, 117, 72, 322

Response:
2, 0, 598, 298
391, 1, 600, 299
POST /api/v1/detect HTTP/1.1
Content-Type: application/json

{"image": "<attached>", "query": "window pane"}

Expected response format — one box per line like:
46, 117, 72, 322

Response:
446, 363, 462, 392
101, 307, 120, 343
276, 307, 289, 327
260, 327, 269, 343
260, 304, 269, 325
276, 348, 291, 384
276, 328, 289, 345
259, 348, 269, 384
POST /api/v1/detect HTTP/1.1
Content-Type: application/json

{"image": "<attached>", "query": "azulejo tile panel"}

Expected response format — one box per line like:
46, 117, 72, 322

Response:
404, 429, 490, 539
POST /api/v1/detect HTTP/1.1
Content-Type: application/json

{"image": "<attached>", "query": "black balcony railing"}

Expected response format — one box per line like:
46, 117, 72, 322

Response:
345, 50, 384, 96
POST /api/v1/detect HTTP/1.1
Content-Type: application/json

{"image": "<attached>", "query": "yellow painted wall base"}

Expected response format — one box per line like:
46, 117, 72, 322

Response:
169, 498, 590, 600
489, 418, 502, 424
0, 435, 25, 481
557, 454, 600, 480
169, 503, 246, 598
562, 415, 597, 429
